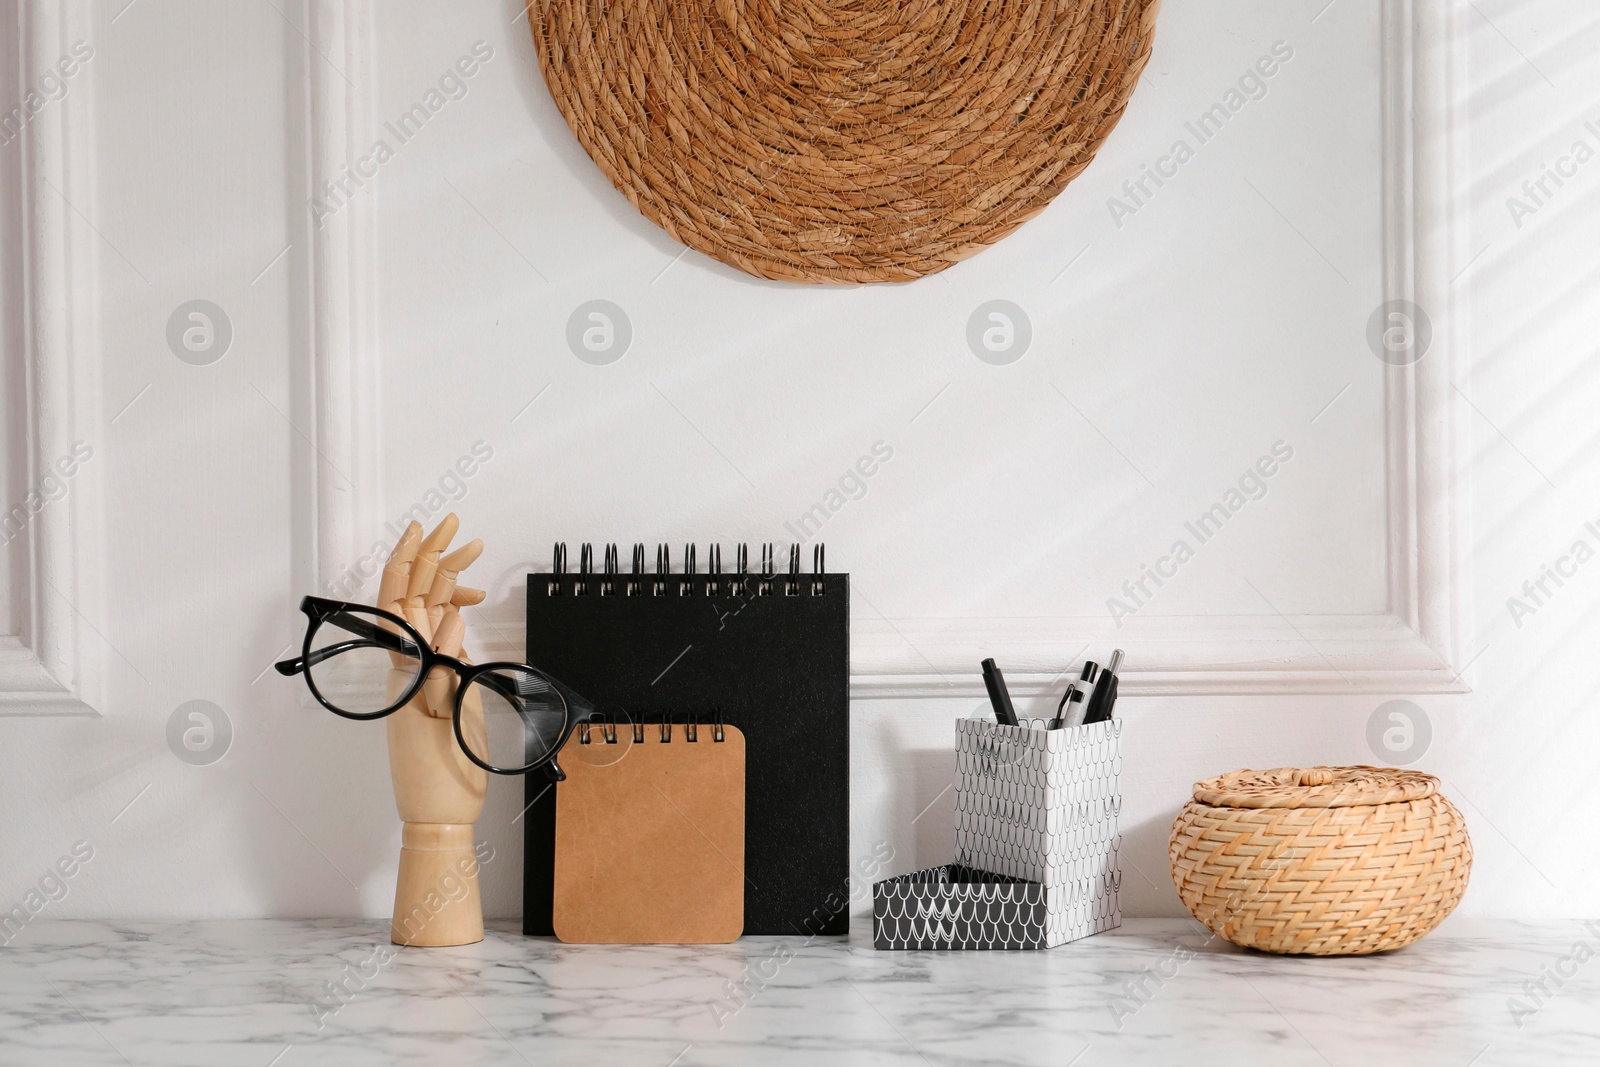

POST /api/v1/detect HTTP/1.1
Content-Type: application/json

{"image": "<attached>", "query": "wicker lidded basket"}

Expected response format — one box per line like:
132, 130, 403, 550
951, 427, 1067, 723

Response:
1169, 766, 1471, 956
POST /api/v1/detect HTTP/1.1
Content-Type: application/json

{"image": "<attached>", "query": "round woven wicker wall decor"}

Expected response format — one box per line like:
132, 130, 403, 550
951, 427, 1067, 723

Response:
531, 0, 1161, 284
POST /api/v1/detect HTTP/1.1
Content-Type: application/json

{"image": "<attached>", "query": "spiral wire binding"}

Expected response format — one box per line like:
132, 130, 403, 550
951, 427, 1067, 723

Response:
576, 708, 727, 746
578, 715, 620, 745
706, 544, 722, 595
629, 543, 645, 596
544, 542, 827, 600
649, 543, 666, 596
576, 543, 593, 595
549, 543, 568, 594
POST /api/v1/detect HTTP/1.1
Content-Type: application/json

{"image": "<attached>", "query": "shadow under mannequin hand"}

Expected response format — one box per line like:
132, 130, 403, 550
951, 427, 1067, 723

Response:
378, 514, 492, 947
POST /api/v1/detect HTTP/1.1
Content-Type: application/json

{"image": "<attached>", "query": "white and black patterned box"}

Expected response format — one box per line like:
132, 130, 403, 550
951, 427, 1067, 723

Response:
873, 864, 1050, 950
952, 716, 1122, 947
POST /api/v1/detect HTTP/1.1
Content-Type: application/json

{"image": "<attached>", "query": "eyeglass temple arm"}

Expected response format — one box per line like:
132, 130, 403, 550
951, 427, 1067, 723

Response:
545, 675, 598, 720
274, 611, 417, 676
274, 638, 390, 676
463, 667, 596, 721
464, 673, 598, 725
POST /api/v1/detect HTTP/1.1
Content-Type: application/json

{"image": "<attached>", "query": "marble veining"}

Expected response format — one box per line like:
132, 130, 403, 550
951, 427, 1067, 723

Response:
0, 917, 1595, 1065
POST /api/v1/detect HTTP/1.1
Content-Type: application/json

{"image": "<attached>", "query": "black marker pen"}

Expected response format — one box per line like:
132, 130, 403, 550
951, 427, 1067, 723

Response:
1083, 649, 1123, 724
981, 658, 1019, 727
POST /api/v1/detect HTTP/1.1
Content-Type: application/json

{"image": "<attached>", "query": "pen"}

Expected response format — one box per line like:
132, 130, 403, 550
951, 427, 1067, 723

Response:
1050, 684, 1084, 729
1083, 649, 1123, 724
981, 658, 1019, 727
1103, 648, 1122, 720
1054, 661, 1097, 729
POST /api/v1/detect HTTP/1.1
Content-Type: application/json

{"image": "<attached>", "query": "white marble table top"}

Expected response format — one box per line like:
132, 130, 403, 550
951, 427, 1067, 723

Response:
1, 917, 1595, 1065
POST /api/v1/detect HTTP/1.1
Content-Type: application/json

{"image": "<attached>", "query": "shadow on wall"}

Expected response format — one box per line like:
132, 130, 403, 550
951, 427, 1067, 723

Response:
239, 699, 400, 919
907, 745, 958, 866
850, 713, 959, 903
1118, 811, 1187, 918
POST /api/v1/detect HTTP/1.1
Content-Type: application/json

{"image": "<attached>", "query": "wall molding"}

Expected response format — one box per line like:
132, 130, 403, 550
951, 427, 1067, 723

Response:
841, 0, 1469, 698
300, 0, 382, 600
307, 0, 1470, 698
0, 0, 105, 716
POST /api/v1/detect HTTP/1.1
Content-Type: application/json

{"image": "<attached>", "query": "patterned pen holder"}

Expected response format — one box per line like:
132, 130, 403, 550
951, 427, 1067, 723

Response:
952, 715, 1123, 947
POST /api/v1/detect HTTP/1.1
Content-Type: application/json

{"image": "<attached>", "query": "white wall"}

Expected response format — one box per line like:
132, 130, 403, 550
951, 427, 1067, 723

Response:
2, 0, 1597, 922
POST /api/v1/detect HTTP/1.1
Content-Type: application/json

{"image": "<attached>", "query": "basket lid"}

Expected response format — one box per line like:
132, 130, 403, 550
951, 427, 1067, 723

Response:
1192, 765, 1438, 809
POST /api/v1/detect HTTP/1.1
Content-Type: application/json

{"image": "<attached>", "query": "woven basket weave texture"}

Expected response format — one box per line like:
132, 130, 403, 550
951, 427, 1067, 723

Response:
1169, 766, 1472, 956
531, 0, 1161, 283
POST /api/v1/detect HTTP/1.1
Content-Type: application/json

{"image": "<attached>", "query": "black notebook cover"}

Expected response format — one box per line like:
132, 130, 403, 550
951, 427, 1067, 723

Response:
523, 565, 849, 937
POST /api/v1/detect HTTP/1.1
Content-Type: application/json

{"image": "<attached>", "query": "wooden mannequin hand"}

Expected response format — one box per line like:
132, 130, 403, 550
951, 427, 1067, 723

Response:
378, 514, 486, 719
375, 513, 490, 946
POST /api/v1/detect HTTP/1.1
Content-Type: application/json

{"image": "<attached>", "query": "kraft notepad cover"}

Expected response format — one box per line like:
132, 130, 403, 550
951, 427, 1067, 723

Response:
553, 723, 745, 944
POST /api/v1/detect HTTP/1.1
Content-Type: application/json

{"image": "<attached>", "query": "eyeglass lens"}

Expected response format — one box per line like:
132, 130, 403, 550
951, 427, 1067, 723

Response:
307, 606, 425, 717
457, 665, 570, 773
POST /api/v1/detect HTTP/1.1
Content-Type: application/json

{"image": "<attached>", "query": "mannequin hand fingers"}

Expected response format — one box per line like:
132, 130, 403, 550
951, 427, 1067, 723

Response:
406, 513, 459, 606
422, 610, 465, 717
455, 677, 487, 758
421, 668, 457, 719
438, 539, 483, 578
377, 522, 422, 616
428, 598, 466, 639
432, 608, 464, 657
439, 605, 475, 664
404, 602, 434, 648
426, 538, 483, 611
450, 586, 486, 607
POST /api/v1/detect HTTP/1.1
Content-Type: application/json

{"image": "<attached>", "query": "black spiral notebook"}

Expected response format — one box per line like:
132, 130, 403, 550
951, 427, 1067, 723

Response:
523, 543, 849, 937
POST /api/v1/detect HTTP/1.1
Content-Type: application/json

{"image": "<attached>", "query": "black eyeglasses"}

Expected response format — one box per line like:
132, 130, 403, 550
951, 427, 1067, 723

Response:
275, 596, 597, 780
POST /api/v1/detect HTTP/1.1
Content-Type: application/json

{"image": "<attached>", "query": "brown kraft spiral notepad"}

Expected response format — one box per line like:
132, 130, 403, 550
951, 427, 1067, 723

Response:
553, 722, 745, 944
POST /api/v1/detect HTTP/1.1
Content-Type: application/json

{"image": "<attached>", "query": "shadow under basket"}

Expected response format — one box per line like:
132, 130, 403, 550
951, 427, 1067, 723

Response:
1169, 765, 1473, 956
873, 865, 1052, 949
